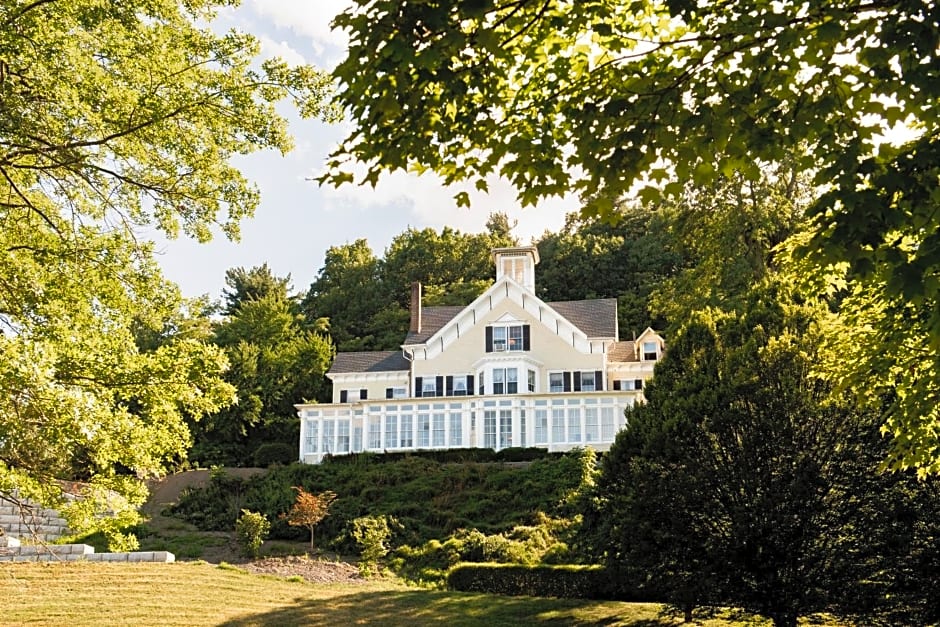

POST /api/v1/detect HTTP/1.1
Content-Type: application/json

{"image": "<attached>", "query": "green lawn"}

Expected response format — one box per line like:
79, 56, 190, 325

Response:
0, 561, 783, 627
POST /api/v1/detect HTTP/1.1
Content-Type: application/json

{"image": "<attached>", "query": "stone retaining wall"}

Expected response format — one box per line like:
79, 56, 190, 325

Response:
0, 494, 174, 563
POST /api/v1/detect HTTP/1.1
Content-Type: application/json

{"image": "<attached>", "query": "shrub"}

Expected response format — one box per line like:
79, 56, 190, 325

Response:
493, 447, 550, 462
105, 530, 140, 553
235, 509, 270, 558
253, 443, 296, 467
351, 515, 392, 576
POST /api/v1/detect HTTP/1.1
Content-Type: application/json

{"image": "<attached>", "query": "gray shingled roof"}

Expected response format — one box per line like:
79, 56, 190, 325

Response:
546, 299, 618, 338
329, 351, 410, 374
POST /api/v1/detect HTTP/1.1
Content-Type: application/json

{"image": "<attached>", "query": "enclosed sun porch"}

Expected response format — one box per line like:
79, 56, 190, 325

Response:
297, 390, 639, 464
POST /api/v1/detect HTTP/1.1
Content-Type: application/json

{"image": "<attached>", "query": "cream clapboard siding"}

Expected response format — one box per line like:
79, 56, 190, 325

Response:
412, 298, 606, 379
329, 373, 410, 404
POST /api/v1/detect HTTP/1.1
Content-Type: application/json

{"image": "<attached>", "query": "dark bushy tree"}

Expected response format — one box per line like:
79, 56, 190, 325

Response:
582, 290, 940, 626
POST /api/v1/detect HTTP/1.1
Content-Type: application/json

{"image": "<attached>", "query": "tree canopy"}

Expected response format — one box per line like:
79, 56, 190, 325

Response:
535, 204, 681, 334
302, 215, 517, 351
327, 0, 940, 471
0, 0, 334, 530
192, 269, 333, 467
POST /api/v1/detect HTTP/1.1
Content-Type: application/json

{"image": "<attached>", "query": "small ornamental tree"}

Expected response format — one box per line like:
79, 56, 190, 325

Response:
282, 487, 337, 550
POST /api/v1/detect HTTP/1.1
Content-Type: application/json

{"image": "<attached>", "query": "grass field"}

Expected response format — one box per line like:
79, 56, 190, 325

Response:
0, 561, 780, 627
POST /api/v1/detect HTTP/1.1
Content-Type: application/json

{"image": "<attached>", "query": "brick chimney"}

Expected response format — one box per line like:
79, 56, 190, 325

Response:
409, 281, 422, 334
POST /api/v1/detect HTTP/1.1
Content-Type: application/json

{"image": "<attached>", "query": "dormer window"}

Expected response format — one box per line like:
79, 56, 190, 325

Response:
642, 341, 659, 361
486, 324, 530, 352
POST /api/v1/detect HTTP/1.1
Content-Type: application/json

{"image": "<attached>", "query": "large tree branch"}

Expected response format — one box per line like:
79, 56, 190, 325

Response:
2, 0, 58, 27
0, 164, 60, 234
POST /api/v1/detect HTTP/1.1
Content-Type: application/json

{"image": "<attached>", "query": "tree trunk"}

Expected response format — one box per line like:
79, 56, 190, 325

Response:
771, 611, 798, 627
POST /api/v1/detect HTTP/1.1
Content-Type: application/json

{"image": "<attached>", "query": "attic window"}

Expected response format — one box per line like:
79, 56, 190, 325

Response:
642, 341, 659, 361
486, 324, 530, 352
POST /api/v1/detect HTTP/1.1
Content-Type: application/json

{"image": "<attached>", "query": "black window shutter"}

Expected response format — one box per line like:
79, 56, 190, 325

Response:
635, 379, 643, 390
339, 390, 347, 403
467, 374, 474, 394
613, 380, 621, 391
445, 376, 454, 396
563, 371, 571, 392
360, 388, 368, 400
485, 326, 493, 352
386, 387, 394, 399
414, 376, 423, 397
435, 376, 444, 397
573, 371, 581, 392
522, 325, 531, 350
594, 370, 603, 390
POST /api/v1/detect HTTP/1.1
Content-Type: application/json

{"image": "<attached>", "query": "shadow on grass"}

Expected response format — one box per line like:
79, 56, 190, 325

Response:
216, 588, 676, 627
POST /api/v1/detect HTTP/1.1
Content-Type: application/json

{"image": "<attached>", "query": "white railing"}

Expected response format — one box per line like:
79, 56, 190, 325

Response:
297, 391, 640, 464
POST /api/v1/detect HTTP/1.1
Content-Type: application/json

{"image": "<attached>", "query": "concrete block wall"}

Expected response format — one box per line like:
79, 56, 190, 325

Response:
0, 494, 70, 542
0, 542, 175, 563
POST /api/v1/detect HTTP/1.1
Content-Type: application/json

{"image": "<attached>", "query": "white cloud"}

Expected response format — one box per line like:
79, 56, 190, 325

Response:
257, 35, 307, 66
245, 0, 351, 57
316, 164, 576, 246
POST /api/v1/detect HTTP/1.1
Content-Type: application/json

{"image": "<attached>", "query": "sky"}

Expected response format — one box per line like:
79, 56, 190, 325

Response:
152, 0, 576, 300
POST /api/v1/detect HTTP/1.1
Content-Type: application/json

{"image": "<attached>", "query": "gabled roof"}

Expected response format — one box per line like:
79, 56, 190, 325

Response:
607, 340, 638, 363
547, 299, 617, 338
329, 351, 410, 375
402, 298, 618, 346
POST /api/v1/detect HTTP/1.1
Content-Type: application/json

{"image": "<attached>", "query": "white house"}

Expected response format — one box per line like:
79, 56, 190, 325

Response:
296, 246, 664, 463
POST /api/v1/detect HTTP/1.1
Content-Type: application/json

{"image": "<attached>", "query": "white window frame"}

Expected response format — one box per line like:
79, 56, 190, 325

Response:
337, 419, 350, 453
492, 326, 508, 351
580, 371, 596, 392
400, 413, 413, 448
449, 412, 463, 446
549, 372, 564, 393
491, 324, 526, 352
498, 410, 512, 449
492, 367, 519, 395
432, 412, 445, 446
643, 340, 659, 361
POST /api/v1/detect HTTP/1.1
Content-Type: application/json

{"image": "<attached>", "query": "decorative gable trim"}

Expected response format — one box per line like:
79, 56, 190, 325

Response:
403, 276, 604, 360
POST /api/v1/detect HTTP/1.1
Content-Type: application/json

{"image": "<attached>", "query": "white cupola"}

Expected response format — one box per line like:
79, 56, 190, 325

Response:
493, 246, 539, 293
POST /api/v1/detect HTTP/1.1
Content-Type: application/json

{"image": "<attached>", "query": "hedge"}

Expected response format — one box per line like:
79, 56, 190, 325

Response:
252, 443, 296, 467
322, 447, 556, 466
446, 563, 621, 600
